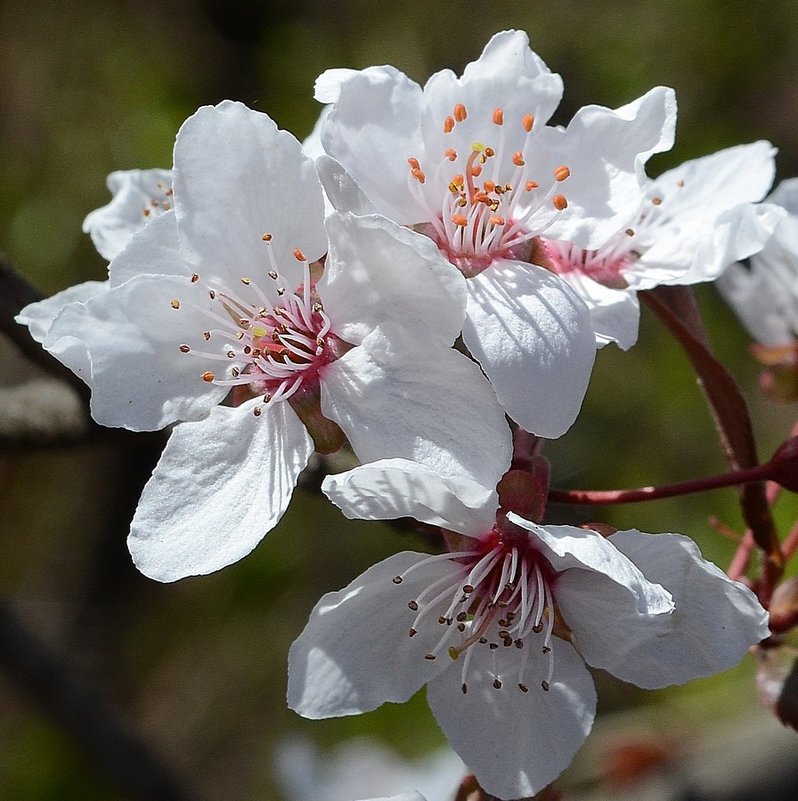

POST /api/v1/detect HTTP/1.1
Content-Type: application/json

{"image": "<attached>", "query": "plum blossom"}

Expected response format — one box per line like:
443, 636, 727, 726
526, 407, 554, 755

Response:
718, 178, 798, 349
543, 142, 784, 349
83, 168, 174, 261
312, 30, 677, 436
17, 101, 511, 582
288, 459, 769, 800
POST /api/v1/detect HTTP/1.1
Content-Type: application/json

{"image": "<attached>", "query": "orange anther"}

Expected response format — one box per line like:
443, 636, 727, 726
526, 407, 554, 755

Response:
444, 148, 457, 161
554, 165, 571, 182
293, 248, 306, 261
484, 180, 496, 193
411, 168, 426, 184
652, 196, 663, 206
451, 214, 469, 227
262, 232, 272, 241
512, 151, 525, 167
553, 194, 568, 211
493, 108, 504, 125
408, 157, 421, 170
489, 215, 506, 226
522, 114, 535, 132
525, 180, 539, 191
471, 165, 482, 177
443, 116, 455, 133
202, 371, 215, 382
484, 147, 495, 157
454, 103, 468, 122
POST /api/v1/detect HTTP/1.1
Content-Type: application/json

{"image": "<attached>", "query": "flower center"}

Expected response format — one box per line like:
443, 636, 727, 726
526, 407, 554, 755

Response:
406, 104, 571, 277
392, 530, 557, 695
170, 238, 346, 413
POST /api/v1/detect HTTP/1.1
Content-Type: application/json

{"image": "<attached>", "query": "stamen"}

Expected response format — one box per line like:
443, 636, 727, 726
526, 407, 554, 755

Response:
492, 108, 504, 125
553, 194, 568, 211
453, 103, 467, 122
554, 165, 570, 182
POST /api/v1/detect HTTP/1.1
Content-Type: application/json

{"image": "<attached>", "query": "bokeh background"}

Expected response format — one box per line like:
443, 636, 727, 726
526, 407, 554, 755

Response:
2, 1, 798, 799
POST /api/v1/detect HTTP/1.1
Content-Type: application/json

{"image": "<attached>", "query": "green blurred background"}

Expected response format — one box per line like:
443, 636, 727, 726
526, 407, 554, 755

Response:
2, 1, 798, 799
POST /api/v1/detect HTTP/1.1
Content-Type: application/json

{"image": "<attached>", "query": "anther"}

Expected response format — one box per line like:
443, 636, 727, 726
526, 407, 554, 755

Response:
209, 290, 216, 300
514, 640, 523, 649
493, 678, 502, 689
443, 116, 455, 133
143, 208, 151, 217
626, 228, 635, 236
226, 350, 235, 359
392, 576, 403, 584
408, 157, 421, 170
268, 270, 278, 280
262, 233, 272, 241
411, 168, 426, 184
542, 646, 551, 654
461, 683, 468, 694
489, 643, 499, 650
170, 299, 181, 309
552, 194, 568, 211
293, 248, 306, 261
453, 103, 467, 122
444, 148, 457, 161
202, 371, 215, 382
203, 331, 211, 341
512, 151, 525, 167
493, 108, 504, 125
677, 179, 685, 187
408, 600, 419, 611
424, 653, 436, 661
448, 646, 459, 661
652, 196, 663, 206
190, 273, 200, 283
241, 277, 251, 285
409, 628, 417, 637
489, 215, 506, 226
541, 680, 550, 691
478, 637, 488, 644
554, 165, 571, 182
456, 612, 468, 622
457, 623, 466, 632
253, 406, 262, 417
438, 615, 447, 624
179, 344, 190, 353
519, 683, 529, 693
532, 623, 543, 634
522, 114, 535, 132
451, 214, 469, 227
525, 180, 539, 191
484, 147, 495, 158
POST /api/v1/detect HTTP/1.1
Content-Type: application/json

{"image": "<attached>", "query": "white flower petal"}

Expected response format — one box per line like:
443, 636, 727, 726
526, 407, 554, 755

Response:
461, 260, 595, 437
128, 399, 312, 581
319, 212, 465, 347
41, 273, 227, 430
536, 86, 677, 249
83, 167, 172, 261
17, 281, 106, 344
555, 271, 640, 350
322, 458, 498, 536
313, 154, 378, 216
109, 210, 187, 286
288, 552, 455, 717
173, 101, 327, 288
319, 66, 425, 223
426, 636, 596, 800
592, 529, 771, 688
507, 518, 674, 616
321, 327, 512, 488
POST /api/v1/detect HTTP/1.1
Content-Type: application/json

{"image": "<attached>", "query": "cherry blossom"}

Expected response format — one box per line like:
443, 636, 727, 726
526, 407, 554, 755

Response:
17, 101, 511, 581
543, 142, 784, 349
288, 459, 769, 800
312, 30, 677, 436
718, 178, 798, 348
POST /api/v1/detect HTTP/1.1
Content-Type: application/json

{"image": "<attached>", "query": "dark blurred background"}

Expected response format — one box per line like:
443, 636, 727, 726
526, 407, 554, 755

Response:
2, 1, 798, 799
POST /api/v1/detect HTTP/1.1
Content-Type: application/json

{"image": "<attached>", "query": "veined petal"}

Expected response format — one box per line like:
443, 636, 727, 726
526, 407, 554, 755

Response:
426, 636, 596, 800
461, 260, 595, 438
288, 551, 455, 717
322, 458, 498, 536
41, 273, 227, 430
319, 212, 465, 347
507, 519, 674, 616
594, 530, 770, 688
128, 399, 312, 581
556, 271, 641, 350
173, 101, 327, 289
83, 167, 173, 261
319, 66, 425, 223
320, 326, 512, 488
534, 86, 677, 249
17, 280, 106, 344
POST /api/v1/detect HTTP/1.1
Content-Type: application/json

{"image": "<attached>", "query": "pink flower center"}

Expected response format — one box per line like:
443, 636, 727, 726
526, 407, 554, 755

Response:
543, 236, 636, 289
406, 104, 571, 278
171, 239, 346, 412
392, 528, 558, 695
